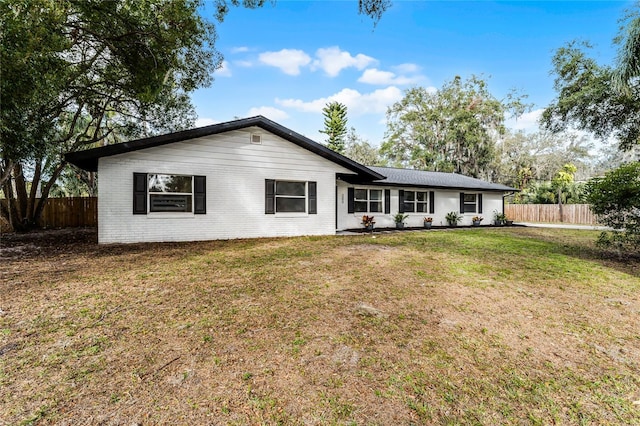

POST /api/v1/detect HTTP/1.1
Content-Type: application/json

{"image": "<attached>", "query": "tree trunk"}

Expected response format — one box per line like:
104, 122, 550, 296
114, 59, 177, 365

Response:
32, 161, 66, 226
2, 160, 67, 231
558, 188, 564, 223
0, 159, 14, 188
1, 178, 17, 230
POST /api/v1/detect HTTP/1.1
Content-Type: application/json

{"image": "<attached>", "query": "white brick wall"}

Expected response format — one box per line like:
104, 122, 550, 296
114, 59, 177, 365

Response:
336, 182, 505, 229
97, 127, 352, 243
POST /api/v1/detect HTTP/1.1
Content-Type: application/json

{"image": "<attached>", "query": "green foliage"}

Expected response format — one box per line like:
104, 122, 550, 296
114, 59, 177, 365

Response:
552, 163, 578, 207
613, 4, 640, 94
382, 76, 528, 178
493, 211, 507, 222
518, 182, 557, 204
542, 41, 640, 151
516, 168, 586, 205
343, 127, 387, 166
445, 211, 462, 226
393, 213, 409, 224
493, 129, 593, 188
519, 182, 586, 205
0, 0, 69, 164
1, 0, 217, 163
49, 165, 97, 197
586, 162, 640, 253
320, 102, 348, 154
213, 0, 391, 24
357, 0, 392, 25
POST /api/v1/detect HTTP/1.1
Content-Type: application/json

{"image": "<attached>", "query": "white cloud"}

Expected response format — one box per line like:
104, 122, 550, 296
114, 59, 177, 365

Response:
247, 106, 290, 121
358, 68, 423, 85
195, 117, 218, 127
393, 63, 421, 74
311, 46, 377, 77
230, 46, 250, 53
258, 49, 311, 75
234, 60, 254, 68
505, 108, 543, 132
276, 86, 403, 116
214, 60, 232, 77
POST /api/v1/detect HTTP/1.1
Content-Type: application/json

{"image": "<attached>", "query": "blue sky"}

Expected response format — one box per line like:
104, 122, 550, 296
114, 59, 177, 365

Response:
191, 1, 629, 146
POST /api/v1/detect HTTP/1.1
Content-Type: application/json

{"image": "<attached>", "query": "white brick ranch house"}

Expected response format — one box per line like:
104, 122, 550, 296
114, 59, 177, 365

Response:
65, 116, 516, 244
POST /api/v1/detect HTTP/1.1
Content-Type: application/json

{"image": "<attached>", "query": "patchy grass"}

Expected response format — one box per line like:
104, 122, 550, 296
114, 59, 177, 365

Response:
1, 227, 639, 424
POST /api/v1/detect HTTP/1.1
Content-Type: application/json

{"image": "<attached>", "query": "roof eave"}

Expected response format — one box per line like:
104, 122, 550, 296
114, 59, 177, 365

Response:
64, 116, 384, 180
337, 175, 518, 192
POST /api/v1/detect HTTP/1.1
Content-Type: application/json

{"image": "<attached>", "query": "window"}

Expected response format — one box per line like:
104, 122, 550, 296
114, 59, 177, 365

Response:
354, 188, 383, 213
461, 193, 482, 214
276, 181, 306, 213
403, 191, 429, 213
148, 174, 193, 212
133, 173, 206, 215
265, 180, 317, 214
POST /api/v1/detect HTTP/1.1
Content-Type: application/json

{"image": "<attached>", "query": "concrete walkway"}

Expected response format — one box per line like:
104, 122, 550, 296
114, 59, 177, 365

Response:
515, 222, 611, 231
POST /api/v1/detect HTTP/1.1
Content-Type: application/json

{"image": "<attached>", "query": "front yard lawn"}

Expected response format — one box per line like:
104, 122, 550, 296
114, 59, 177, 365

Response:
1, 228, 639, 424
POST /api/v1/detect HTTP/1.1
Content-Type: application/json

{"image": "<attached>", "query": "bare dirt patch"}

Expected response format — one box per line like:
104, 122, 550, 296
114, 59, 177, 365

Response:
1, 227, 639, 424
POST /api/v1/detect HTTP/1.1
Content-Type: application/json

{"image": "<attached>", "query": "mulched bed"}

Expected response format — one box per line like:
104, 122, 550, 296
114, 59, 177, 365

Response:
345, 224, 523, 233
1, 227, 98, 259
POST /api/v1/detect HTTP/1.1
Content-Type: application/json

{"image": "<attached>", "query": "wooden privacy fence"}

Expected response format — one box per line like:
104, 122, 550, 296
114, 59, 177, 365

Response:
2, 197, 97, 229
40, 197, 97, 228
505, 204, 597, 225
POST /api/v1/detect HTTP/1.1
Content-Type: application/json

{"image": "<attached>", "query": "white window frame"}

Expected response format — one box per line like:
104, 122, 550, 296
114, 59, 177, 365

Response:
354, 188, 383, 213
463, 193, 479, 214
403, 190, 430, 213
148, 174, 194, 214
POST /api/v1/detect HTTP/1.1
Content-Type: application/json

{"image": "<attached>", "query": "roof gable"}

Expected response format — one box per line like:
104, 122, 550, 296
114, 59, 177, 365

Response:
64, 116, 384, 180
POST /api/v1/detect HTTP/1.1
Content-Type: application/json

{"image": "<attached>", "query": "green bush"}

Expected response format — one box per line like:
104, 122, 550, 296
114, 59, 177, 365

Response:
586, 162, 640, 254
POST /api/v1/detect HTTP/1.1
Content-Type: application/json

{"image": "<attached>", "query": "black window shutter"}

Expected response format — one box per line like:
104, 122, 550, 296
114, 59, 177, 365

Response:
478, 194, 483, 214
265, 179, 275, 214
133, 173, 147, 214
384, 189, 390, 214
429, 191, 435, 214
347, 187, 355, 214
460, 193, 465, 214
194, 175, 206, 214
398, 190, 405, 213
308, 181, 317, 214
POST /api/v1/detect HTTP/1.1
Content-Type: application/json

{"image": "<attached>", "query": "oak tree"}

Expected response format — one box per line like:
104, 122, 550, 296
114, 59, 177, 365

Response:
381, 75, 527, 179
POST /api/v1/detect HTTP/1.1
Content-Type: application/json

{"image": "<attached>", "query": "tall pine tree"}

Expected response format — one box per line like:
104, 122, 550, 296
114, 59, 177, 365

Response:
319, 102, 348, 154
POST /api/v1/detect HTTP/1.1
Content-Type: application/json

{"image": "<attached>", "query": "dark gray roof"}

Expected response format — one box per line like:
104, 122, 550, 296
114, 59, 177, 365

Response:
64, 116, 384, 181
367, 166, 517, 192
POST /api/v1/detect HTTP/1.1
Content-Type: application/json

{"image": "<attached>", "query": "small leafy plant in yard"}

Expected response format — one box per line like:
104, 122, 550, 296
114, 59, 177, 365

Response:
445, 211, 462, 226
393, 213, 409, 224
361, 215, 375, 230
393, 213, 409, 228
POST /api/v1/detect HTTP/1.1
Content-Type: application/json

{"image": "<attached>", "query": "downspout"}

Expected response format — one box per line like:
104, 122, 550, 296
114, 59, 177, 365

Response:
503, 191, 515, 218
